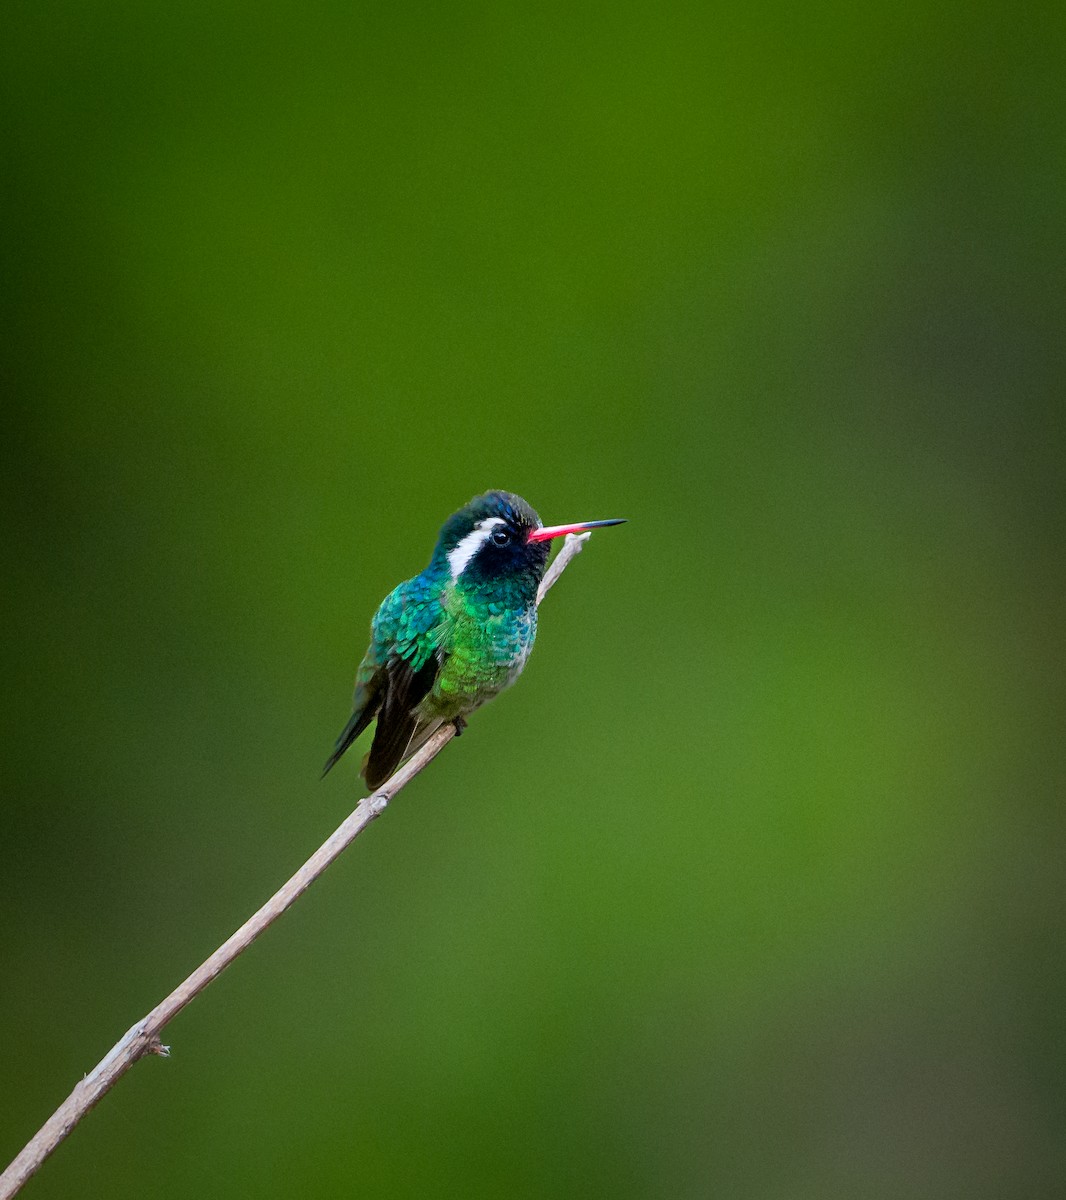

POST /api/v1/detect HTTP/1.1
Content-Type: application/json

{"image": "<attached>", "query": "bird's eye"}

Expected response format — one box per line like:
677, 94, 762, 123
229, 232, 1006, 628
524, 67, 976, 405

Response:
491, 528, 511, 546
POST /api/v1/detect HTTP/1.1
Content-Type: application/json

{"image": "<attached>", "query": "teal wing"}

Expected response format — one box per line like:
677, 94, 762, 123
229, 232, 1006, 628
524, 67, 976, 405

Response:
322, 576, 447, 785
320, 669, 383, 778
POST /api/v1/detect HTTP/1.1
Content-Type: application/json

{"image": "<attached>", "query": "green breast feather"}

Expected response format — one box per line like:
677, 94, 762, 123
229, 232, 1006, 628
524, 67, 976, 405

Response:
422, 583, 537, 718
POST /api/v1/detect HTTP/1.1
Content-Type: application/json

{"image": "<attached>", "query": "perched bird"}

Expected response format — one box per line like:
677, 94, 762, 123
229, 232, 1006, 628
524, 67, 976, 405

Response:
323, 491, 625, 789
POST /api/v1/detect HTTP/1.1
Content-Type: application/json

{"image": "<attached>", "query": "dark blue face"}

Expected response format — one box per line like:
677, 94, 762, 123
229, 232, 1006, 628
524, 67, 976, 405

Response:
435, 491, 550, 591
470, 512, 551, 582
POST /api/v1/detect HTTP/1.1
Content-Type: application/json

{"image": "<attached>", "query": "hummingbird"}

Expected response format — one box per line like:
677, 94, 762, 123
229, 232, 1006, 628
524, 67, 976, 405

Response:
323, 491, 625, 789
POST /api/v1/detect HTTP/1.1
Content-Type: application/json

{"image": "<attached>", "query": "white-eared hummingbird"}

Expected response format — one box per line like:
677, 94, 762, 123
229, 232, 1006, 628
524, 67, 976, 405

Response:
323, 491, 625, 788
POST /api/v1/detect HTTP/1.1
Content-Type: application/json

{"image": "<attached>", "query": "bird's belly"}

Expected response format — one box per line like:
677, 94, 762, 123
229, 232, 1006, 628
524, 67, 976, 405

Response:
424, 608, 536, 718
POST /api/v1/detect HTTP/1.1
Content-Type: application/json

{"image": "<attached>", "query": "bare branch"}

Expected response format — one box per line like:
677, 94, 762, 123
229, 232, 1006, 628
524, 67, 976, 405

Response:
0, 533, 595, 1200
537, 529, 589, 601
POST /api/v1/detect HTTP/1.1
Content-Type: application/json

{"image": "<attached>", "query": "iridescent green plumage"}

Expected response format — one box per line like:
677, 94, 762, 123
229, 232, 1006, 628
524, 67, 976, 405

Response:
323, 491, 624, 789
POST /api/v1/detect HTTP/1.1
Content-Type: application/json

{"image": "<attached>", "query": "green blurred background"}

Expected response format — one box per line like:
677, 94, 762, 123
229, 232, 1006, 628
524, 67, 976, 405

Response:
3, 1, 1064, 1196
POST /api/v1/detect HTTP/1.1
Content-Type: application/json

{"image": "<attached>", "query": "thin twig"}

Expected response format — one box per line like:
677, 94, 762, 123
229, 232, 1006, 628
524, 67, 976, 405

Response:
537, 528, 588, 599
0, 533, 594, 1200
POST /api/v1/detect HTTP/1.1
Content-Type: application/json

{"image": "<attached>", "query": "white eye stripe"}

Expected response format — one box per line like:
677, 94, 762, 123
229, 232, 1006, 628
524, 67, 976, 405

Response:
447, 517, 506, 580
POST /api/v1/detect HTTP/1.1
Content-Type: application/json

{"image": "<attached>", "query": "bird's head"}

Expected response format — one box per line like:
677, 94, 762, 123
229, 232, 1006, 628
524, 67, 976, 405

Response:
433, 491, 625, 594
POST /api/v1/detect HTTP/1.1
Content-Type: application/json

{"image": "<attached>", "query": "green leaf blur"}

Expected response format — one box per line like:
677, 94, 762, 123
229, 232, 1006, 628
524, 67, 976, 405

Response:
3, 1, 1063, 1196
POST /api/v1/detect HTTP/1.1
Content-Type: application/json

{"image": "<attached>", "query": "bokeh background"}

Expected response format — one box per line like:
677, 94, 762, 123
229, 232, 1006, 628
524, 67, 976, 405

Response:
3, 1, 1064, 1196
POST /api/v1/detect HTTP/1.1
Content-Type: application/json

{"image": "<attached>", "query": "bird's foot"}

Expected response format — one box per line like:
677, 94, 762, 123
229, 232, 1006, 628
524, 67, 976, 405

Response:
453, 715, 468, 737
